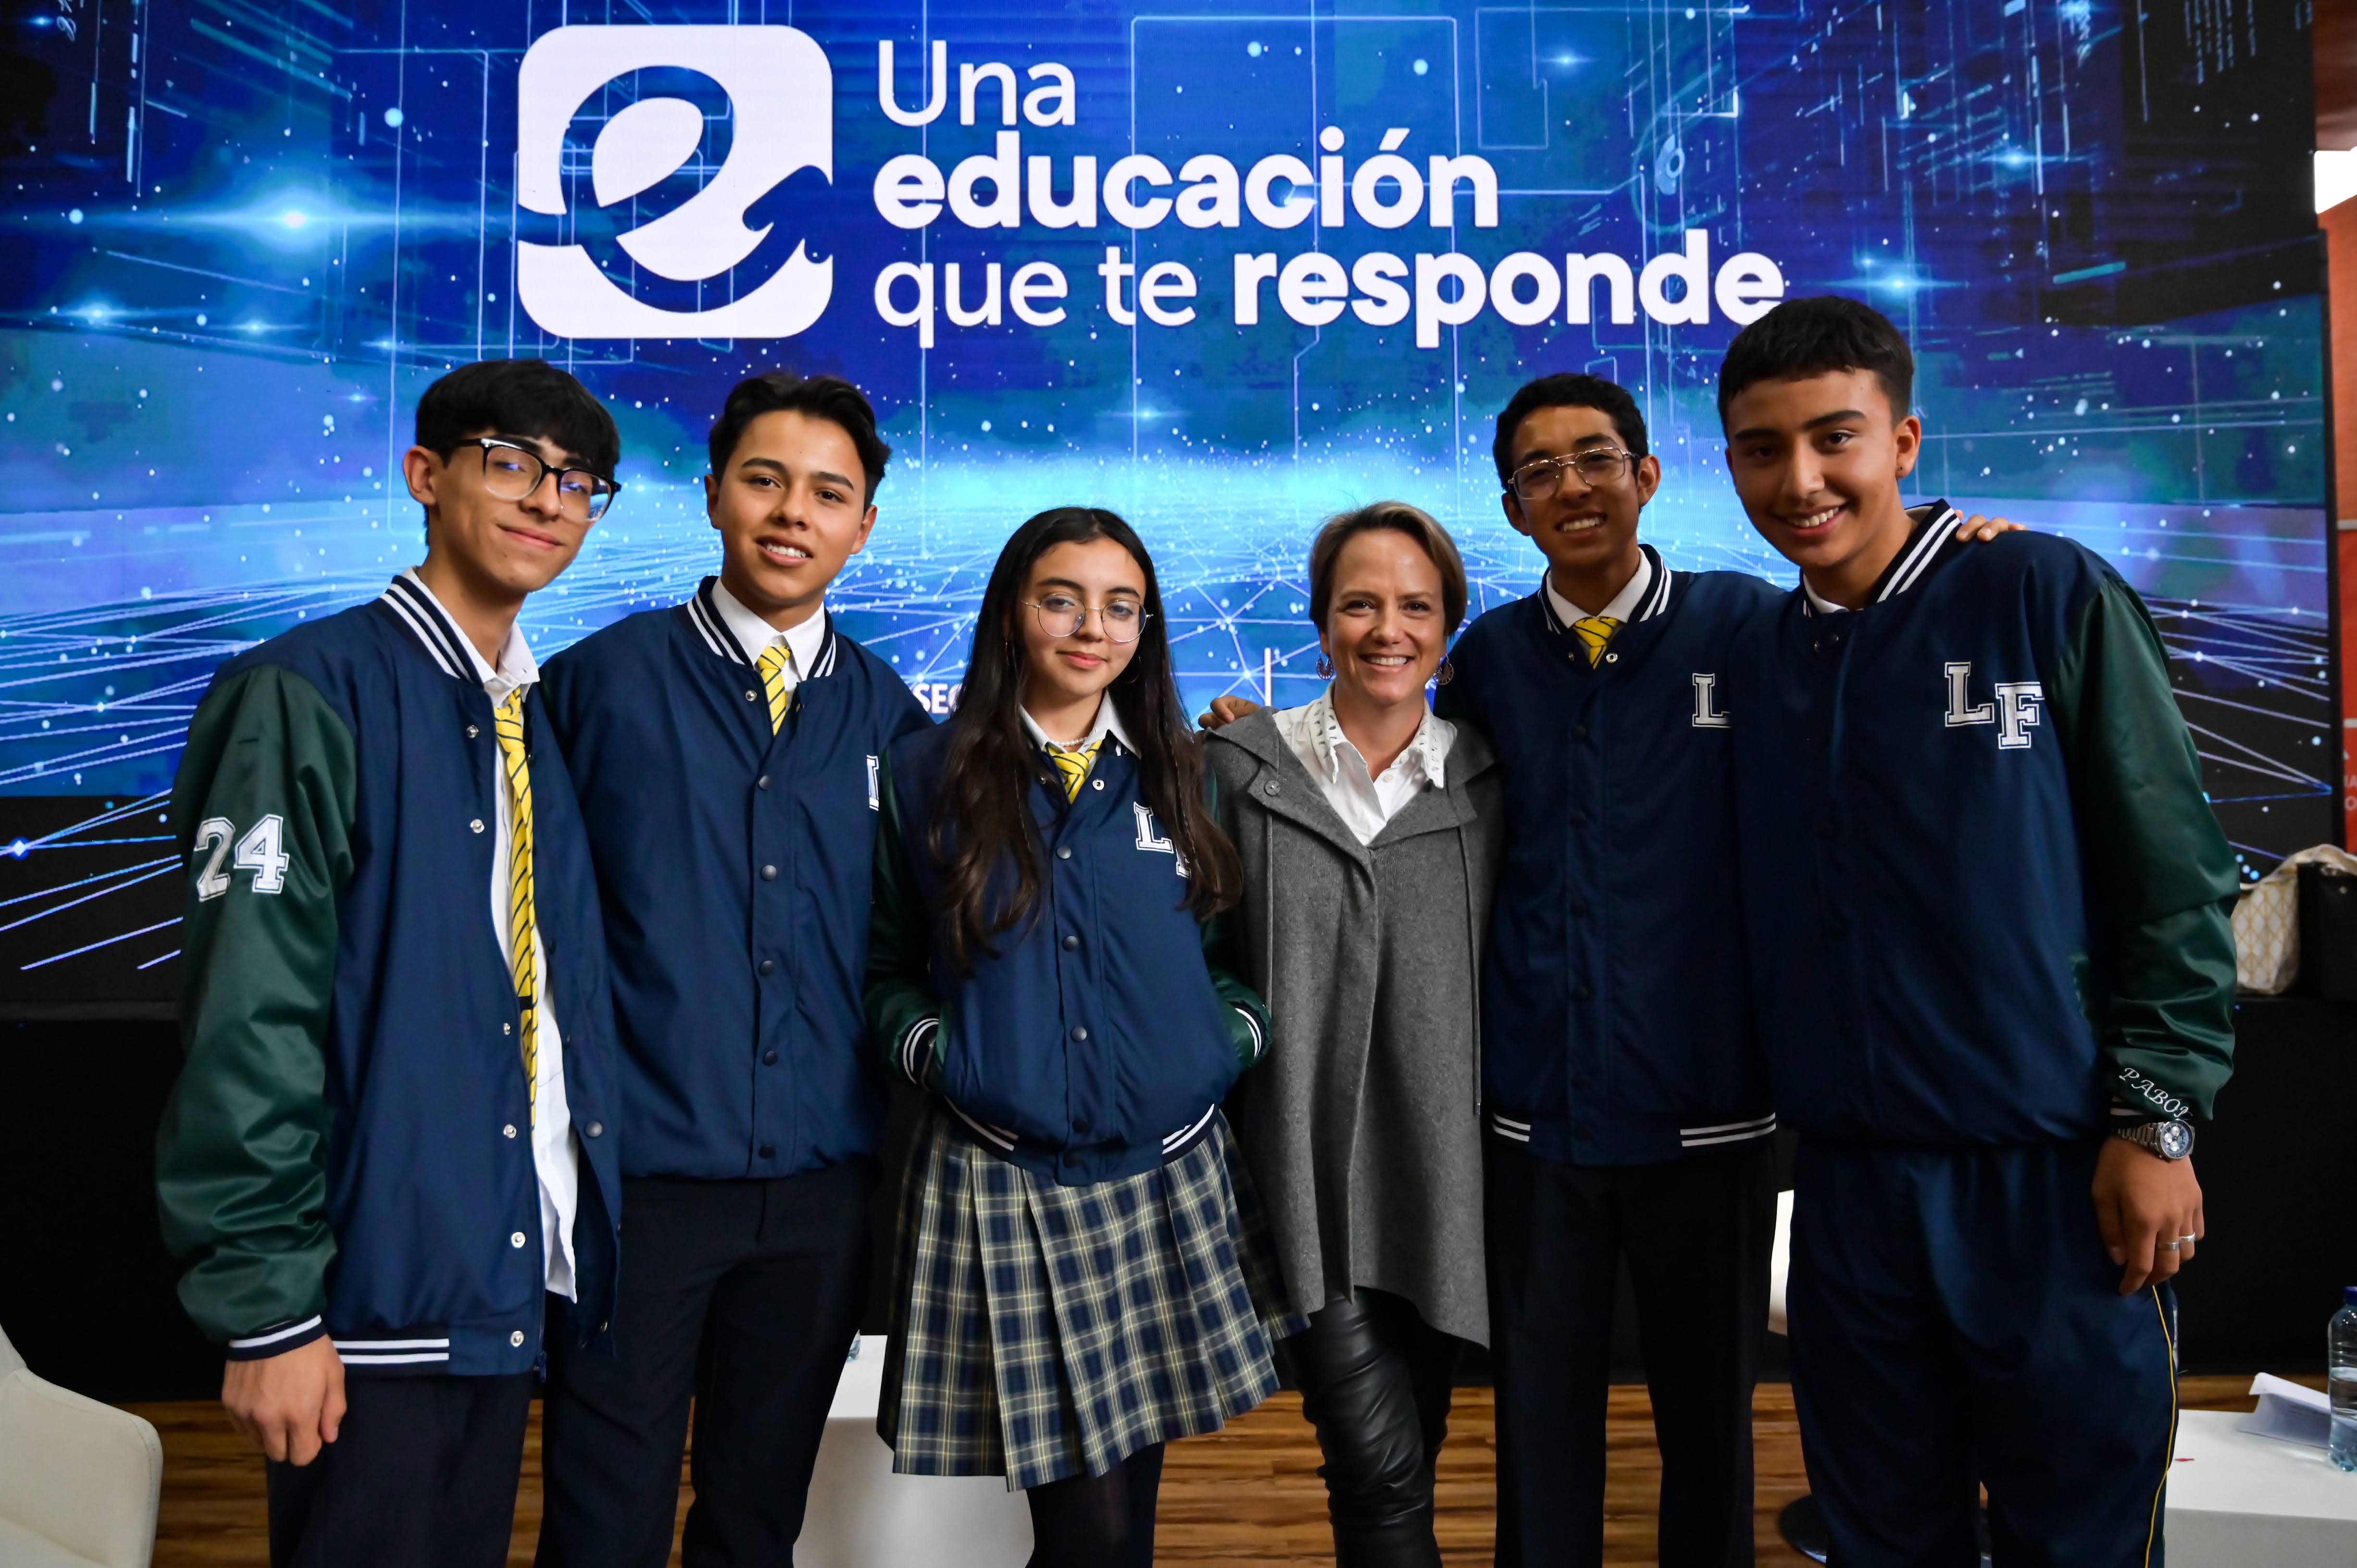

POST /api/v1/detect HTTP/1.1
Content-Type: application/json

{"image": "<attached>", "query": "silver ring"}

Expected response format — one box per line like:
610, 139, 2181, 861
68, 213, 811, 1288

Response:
2163, 1242, 2181, 1251
2176, 1234, 2199, 1244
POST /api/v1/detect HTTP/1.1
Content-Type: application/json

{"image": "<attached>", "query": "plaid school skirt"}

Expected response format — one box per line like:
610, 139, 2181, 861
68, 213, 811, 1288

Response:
876, 1104, 1287, 1490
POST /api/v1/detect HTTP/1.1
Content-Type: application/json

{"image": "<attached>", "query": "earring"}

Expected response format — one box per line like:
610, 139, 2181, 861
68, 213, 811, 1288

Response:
1434, 657, 1456, 686
1315, 654, 1334, 680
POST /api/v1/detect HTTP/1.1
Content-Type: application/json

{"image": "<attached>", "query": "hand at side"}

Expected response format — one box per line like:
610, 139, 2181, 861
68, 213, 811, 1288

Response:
2090, 1137, 2204, 1295
221, 1333, 346, 1465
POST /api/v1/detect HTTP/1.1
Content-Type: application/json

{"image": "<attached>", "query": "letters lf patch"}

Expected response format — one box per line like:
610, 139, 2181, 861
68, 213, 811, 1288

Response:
1134, 802, 1189, 877
1943, 662, 2044, 749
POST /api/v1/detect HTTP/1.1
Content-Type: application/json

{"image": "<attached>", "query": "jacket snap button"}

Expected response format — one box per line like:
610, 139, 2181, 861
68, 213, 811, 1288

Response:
1570, 810, 1588, 826
511, 1331, 525, 1347
1063, 1151, 1082, 1168
761, 864, 778, 881
1070, 1026, 1089, 1042
503, 1124, 517, 1139
759, 958, 777, 975
758, 774, 772, 790
1091, 779, 1104, 790
1264, 779, 1281, 796
746, 690, 759, 702
763, 1050, 779, 1065
1605, 652, 1619, 663
1056, 846, 1072, 860
502, 1022, 512, 1036
759, 1144, 776, 1159
510, 1232, 527, 1248
466, 724, 479, 739
470, 819, 486, 834
1573, 985, 1591, 1002
585, 1121, 603, 1138
1573, 726, 1587, 741
1073, 1116, 1092, 1135
1062, 935, 1080, 951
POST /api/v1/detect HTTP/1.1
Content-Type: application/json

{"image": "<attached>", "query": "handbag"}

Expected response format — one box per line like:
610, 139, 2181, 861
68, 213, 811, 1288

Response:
2296, 860, 2357, 1002
2232, 844, 2357, 993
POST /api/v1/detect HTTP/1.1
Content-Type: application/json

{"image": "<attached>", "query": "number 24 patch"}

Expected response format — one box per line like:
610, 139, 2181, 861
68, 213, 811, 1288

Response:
191, 815, 291, 898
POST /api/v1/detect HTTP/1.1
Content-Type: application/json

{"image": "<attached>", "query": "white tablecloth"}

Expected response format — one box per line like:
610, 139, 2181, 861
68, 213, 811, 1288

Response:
2165, 1408, 2357, 1568
793, 1336, 1033, 1568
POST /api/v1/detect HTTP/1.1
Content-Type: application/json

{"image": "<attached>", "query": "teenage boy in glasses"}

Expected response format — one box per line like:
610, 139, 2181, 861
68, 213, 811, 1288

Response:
534, 372, 931, 1568
156, 358, 626, 1567
1202, 373, 2007, 1568
1716, 297, 2236, 1567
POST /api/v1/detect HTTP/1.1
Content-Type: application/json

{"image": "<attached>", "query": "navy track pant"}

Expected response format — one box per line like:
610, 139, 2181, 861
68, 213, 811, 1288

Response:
1788, 1137, 2178, 1568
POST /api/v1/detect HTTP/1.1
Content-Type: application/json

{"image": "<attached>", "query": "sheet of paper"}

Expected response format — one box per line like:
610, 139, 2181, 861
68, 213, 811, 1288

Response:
2236, 1372, 2332, 1449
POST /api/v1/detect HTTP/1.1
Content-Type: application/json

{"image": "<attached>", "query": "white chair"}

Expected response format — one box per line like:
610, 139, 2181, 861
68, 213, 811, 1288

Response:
794, 1336, 1033, 1568
0, 1320, 163, 1568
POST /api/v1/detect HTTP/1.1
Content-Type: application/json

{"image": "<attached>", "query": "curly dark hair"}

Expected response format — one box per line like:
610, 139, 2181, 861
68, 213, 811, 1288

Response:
706, 371, 893, 501
1716, 296, 1914, 428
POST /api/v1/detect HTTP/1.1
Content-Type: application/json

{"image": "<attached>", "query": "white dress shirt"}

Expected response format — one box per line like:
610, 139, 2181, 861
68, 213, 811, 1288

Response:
1272, 686, 1456, 846
1020, 693, 1137, 755
710, 578, 830, 685
398, 569, 580, 1301
1544, 548, 1655, 626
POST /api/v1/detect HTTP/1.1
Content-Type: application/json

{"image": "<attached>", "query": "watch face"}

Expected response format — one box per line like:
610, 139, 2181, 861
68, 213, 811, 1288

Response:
2156, 1121, 2193, 1159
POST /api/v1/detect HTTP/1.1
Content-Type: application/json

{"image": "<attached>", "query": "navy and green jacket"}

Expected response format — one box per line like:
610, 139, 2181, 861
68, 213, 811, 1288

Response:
1724, 506, 2240, 1143
538, 581, 932, 1181
155, 579, 621, 1376
1434, 545, 1782, 1166
865, 719, 1270, 1185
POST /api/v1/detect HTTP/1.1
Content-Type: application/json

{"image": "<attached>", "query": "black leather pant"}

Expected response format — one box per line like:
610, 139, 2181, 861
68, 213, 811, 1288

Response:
1286, 1289, 1462, 1568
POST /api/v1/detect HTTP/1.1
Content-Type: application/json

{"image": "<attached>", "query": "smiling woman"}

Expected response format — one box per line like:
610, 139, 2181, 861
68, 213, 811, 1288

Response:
1204, 500, 1500, 1568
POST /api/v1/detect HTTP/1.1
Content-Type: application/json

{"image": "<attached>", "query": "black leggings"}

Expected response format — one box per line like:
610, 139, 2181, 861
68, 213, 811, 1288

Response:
1286, 1289, 1461, 1568
1023, 1442, 1165, 1568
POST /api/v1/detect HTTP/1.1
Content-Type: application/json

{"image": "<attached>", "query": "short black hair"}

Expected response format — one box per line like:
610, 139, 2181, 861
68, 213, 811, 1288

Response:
415, 358, 619, 476
1716, 296, 1914, 428
1492, 373, 1649, 488
707, 372, 892, 501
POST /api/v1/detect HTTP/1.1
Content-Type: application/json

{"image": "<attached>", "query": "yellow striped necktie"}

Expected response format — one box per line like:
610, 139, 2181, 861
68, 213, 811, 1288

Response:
1045, 739, 1104, 801
755, 644, 796, 734
492, 690, 540, 1127
1572, 615, 1622, 667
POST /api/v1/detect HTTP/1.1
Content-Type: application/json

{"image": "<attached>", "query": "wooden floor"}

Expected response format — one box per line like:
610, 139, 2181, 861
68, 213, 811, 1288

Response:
134, 1377, 2269, 1566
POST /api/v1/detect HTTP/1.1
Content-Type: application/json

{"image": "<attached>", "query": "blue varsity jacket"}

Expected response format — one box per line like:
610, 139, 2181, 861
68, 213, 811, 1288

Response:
157, 578, 622, 1376
866, 720, 1271, 1185
1724, 508, 2240, 1144
1434, 545, 1782, 1166
538, 579, 934, 1181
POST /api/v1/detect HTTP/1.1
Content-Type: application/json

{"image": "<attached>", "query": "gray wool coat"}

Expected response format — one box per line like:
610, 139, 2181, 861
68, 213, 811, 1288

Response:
1205, 709, 1503, 1346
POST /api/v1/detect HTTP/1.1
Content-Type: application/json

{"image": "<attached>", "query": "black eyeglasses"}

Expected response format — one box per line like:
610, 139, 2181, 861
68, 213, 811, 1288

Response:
471, 438, 621, 522
1506, 448, 1637, 503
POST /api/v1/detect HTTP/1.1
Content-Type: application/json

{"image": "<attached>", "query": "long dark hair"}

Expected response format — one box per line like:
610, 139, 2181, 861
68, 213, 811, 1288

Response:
927, 506, 1241, 973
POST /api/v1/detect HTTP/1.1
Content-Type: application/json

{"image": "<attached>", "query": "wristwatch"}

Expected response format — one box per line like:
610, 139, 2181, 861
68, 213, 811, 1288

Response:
2112, 1119, 2195, 1161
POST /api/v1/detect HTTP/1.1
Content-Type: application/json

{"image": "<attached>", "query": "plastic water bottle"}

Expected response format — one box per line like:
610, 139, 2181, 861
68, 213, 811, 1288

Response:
2333, 1287, 2357, 1472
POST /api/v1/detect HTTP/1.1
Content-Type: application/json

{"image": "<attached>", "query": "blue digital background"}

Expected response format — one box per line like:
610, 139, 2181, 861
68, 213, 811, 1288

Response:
0, 0, 2330, 1001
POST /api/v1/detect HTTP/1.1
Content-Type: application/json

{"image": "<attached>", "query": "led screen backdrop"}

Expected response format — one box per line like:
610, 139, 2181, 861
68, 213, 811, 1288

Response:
0, 0, 2331, 1007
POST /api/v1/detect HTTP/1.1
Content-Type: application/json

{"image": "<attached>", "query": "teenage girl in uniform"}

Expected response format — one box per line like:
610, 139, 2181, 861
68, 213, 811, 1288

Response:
866, 505, 1282, 1568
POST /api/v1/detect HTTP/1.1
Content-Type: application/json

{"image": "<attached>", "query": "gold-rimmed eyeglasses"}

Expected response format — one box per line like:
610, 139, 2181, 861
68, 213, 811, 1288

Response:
1022, 593, 1150, 644
1507, 448, 1637, 503
472, 438, 622, 522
